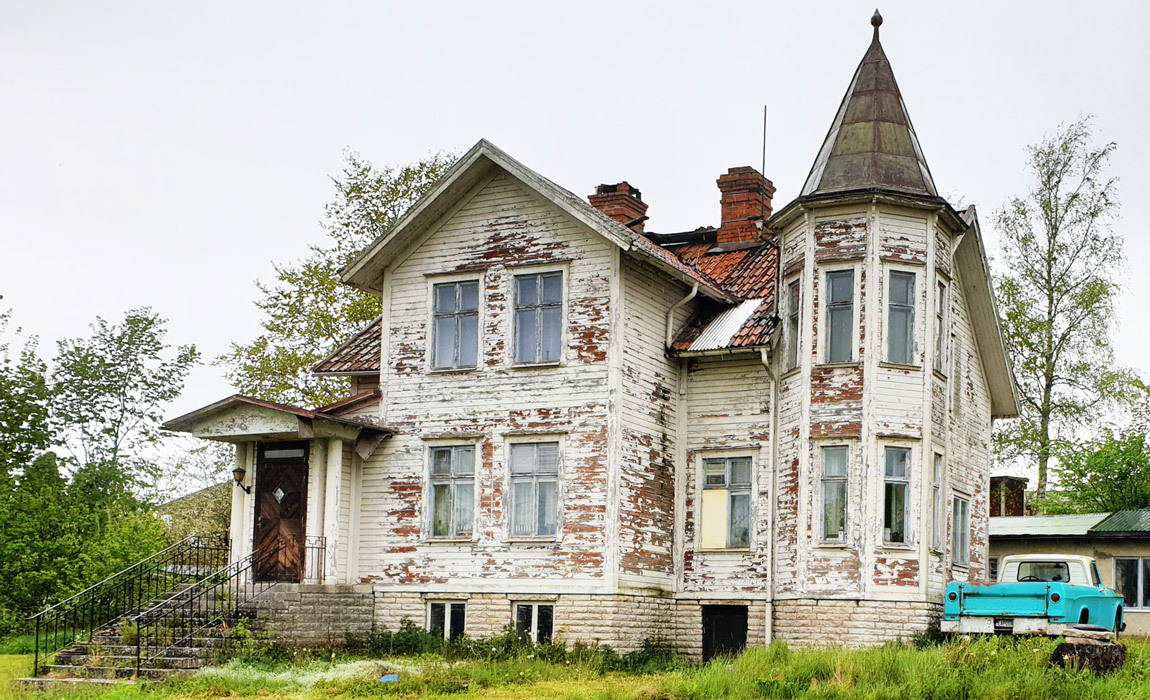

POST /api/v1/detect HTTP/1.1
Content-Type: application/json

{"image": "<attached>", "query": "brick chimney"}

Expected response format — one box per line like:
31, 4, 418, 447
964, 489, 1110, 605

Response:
716, 167, 775, 245
588, 182, 648, 233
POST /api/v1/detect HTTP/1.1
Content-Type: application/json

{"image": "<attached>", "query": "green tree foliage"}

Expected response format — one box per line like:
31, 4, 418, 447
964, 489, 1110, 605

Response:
993, 117, 1138, 495
0, 300, 53, 486
219, 150, 456, 407
1037, 431, 1150, 514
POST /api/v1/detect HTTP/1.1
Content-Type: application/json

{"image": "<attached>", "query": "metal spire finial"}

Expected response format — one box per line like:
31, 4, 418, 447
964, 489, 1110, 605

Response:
871, 9, 883, 41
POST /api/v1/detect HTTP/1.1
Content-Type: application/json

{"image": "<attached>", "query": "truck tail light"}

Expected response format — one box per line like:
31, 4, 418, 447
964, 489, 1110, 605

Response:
1051, 593, 1060, 603
948, 592, 957, 601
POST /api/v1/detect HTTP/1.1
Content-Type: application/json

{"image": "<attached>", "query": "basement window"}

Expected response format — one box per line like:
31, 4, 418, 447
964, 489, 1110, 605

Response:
883, 447, 910, 544
514, 603, 554, 644
513, 271, 563, 364
820, 446, 848, 542
428, 601, 466, 640
509, 442, 560, 537
432, 280, 479, 369
952, 495, 970, 565
887, 270, 915, 364
825, 269, 854, 363
700, 456, 751, 549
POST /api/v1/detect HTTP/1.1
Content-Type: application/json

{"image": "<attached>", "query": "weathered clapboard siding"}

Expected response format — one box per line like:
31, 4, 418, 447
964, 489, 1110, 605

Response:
357, 171, 615, 590
616, 255, 688, 589
879, 211, 928, 264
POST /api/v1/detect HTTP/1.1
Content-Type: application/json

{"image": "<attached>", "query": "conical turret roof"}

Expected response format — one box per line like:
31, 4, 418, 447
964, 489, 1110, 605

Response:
800, 11, 937, 198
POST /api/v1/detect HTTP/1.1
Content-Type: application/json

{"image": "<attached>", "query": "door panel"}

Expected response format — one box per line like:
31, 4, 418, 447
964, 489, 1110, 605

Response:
253, 443, 308, 582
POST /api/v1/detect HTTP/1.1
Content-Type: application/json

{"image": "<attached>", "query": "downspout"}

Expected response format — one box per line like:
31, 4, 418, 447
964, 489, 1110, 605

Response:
666, 284, 699, 349
760, 346, 778, 645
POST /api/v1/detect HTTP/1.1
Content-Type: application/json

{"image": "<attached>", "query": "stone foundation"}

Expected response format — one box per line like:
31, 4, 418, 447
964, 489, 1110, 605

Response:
772, 598, 941, 646
249, 584, 374, 647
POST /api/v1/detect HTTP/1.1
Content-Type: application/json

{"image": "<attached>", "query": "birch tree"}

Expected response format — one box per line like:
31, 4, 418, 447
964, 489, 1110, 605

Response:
993, 117, 1137, 496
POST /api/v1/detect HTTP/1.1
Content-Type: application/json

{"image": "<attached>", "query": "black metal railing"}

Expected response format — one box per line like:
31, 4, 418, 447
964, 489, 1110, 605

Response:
132, 544, 285, 674
29, 535, 230, 676
304, 536, 327, 583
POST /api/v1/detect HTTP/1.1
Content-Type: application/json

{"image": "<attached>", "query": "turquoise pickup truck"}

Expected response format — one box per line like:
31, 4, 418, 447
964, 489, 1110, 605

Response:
941, 554, 1126, 636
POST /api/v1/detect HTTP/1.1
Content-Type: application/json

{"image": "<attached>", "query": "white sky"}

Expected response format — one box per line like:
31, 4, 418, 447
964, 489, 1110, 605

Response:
2, 0, 1148, 420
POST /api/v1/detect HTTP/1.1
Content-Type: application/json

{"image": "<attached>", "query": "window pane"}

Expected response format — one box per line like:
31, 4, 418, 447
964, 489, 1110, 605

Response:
536, 443, 560, 474
449, 603, 466, 640
884, 482, 906, 542
729, 457, 751, 487
540, 306, 562, 362
457, 314, 478, 367
1143, 559, 1150, 608
823, 480, 846, 540
536, 605, 554, 644
885, 448, 909, 479
433, 316, 457, 368
728, 492, 750, 547
459, 281, 479, 312
431, 448, 452, 476
888, 307, 912, 363
431, 484, 451, 537
515, 274, 539, 307
429, 602, 445, 637
434, 283, 456, 313
541, 272, 563, 304
703, 459, 726, 488
453, 446, 475, 476
1018, 561, 1070, 583
536, 480, 558, 536
933, 453, 943, 482
828, 307, 852, 362
510, 444, 535, 474
453, 482, 474, 536
515, 605, 533, 641
823, 446, 848, 477
510, 480, 534, 536
515, 308, 538, 362
828, 270, 853, 303
1115, 559, 1138, 606
890, 271, 914, 305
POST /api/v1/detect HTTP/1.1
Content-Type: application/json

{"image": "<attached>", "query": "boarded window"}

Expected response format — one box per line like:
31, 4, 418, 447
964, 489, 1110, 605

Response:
509, 442, 560, 537
883, 447, 910, 543
825, 269, 853, 363
428, 602, 466, 640
513, 272, 562, 363
429, 446, 475, 538
701, 457, 751, 549
786, 278, 801, 370
1115, 558, 1150, 609
514, 603, 554, 643
887, 270, 915, 364
432, 280, 479, 369
952, 496, 970, 564
931, 453, 944, 549
934, 280, 947, 371
820, 446, 848, 542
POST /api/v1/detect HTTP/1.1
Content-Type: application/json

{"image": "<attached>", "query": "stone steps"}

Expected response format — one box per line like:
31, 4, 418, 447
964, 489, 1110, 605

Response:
40, 664, 188, 680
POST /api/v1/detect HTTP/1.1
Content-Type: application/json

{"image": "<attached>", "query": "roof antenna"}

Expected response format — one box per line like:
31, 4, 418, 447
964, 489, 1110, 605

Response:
760, 104, 768, 226
871, 8, 882, 42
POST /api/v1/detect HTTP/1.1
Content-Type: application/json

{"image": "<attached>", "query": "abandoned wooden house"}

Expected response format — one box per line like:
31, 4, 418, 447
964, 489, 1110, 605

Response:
164, 13, 1018, 658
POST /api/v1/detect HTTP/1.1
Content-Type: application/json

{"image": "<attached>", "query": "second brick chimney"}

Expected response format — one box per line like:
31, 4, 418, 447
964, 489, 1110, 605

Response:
588, 182, 648, 233
717, 167, 775, 245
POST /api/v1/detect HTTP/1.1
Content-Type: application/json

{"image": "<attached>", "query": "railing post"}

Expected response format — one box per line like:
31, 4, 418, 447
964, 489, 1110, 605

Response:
33, 614, 41, 677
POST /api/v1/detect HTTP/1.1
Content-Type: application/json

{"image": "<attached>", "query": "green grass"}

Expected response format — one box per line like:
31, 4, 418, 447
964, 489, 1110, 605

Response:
0, 637, 35, 656
2, 638, 1149, 699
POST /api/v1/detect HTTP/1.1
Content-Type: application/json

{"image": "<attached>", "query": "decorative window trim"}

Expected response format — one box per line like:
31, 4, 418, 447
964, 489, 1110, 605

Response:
426, 272, 484, 372
818, 263, 860, 365
504, 435, 564, 541
507, 262, 568, 367
696, 452, 754, 551
425, 441, 480, 541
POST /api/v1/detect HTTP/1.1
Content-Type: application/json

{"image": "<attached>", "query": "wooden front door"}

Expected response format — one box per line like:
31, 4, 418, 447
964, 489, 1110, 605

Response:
253, 442, 308, 582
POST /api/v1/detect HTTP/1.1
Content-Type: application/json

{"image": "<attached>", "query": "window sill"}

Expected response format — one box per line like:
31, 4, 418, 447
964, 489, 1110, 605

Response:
879, 543, 916, 552
781, 366, 801, 379
509, 361, 562, 370
697, 547, 752, 554
952, 562, 970, 570
428, 366, 479, 375
424, 537, 475, 545
815, 542, 850, 550
815, 361, 861, 370
933, 368, 948, 381
878, 361, 921, 371
507, 537, 559, 545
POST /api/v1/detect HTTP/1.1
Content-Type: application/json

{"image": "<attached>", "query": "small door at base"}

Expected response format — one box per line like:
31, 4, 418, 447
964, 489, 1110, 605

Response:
702, 605, 748, 661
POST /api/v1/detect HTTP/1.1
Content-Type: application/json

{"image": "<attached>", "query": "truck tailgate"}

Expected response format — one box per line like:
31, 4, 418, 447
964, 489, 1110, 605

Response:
957, 583, 1050, 617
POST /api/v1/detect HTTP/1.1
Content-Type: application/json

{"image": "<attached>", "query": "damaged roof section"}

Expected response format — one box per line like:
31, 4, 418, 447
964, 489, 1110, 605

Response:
313, 316, 382, 375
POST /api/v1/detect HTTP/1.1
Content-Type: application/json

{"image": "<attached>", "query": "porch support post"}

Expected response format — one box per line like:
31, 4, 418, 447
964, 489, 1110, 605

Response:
323, 437, 343, 582
229, 443, 246, 564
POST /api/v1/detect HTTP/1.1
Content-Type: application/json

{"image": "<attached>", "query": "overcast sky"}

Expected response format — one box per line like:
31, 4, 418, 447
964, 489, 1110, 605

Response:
2, 0, 1147, 419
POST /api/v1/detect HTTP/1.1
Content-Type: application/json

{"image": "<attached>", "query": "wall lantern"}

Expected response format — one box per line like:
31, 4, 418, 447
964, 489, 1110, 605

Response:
232, 465, 252, 494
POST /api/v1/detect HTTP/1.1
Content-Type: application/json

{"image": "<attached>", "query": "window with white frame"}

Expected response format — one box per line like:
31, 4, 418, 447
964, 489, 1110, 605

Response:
513, 271, 563, 363
883, 447, 910, 544
887, 270, 915, 364
785, 278, 801, 370
952, 495, 970, 564
820, 446, 848, 542
514, 602, 554, 644
509, 442, 560, 537
1115, 558, 1150, 609
428, 601, 466, 640
931, 453, 944, 549
432, 280, 479, 369
700, 456, 751, 549
825, 269, 854, 363
934, 280, 947, 372
989, 557, 999, 582
429, 445, 475, 538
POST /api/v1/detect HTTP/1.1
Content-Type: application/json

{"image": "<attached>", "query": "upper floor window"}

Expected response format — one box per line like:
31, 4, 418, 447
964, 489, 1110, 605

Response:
433, 280, 479, 369
934, 280, 947, 372
883, 446, 910, 544
514, 272, 563, 364
429, 446, 475, 538
820, 446, 848, 542
701, 456, 751, 549
952, 495, 970, 564
785, 278, 801, 370
825, 269, 854, 363
931, 453, 944, 550
509, 442, 560, 537
887, 270, 915, 364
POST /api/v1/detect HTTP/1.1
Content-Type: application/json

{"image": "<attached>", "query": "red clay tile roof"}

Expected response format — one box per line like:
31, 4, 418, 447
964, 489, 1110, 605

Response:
313, 317, 381, 374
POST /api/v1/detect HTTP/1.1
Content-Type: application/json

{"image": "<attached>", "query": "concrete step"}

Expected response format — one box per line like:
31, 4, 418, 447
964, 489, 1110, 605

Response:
72, 642, 215, 658
13, 677, 127, 691
52, 654, 204, 669
41, 664, 188, 680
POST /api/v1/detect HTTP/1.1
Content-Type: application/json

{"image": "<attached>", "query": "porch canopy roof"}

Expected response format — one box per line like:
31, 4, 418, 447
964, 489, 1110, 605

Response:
162, 394, 395, 460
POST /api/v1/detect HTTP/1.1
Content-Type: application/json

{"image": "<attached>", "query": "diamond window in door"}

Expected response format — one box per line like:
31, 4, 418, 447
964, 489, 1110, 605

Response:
273, 487, 285, 503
